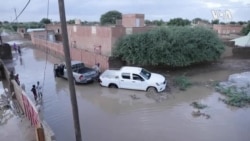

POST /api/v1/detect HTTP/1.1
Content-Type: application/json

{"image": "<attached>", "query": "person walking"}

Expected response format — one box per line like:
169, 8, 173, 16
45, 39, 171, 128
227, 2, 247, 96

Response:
36, 81, 42, 98
31, 85, 37, 101
13, 43, 17, 52
92, 63, 101, 80
17, 45, 21, 55
93, 63, 100, 73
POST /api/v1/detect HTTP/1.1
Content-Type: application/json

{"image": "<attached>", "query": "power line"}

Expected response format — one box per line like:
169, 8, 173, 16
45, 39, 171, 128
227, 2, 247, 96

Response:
13, 0, 31, 22
41, 0, 50, 95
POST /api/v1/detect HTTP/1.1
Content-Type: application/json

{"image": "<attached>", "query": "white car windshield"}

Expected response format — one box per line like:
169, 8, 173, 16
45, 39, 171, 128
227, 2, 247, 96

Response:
140, 68, 151, 80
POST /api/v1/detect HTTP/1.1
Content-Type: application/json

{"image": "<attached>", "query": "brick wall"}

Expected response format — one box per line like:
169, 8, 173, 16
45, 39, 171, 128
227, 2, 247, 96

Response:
122, 14, 145, 27
46, 18, 151, 57
67, 25, 113, 56
31, 37, 109, 71
213, 24, 243, 35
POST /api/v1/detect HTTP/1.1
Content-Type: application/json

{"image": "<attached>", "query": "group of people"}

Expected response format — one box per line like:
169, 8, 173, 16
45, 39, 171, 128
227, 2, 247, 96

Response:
31, 81, 42, 101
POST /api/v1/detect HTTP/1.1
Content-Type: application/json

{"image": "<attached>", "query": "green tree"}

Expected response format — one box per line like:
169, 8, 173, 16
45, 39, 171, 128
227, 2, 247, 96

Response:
229, 21, 236, 24
100, 10, 122, 25
167, 18, 191, 26
237, 21, 246, 25
192, 18, 202, 24
192, 18, 210, 24
152, 19, 165, 26
241, 22, 250, 35
145, 19, 153, 25
113, 26, 224, 67
211, 19, 219, 24
67, 19, 75, 24
40, 18, 51, 24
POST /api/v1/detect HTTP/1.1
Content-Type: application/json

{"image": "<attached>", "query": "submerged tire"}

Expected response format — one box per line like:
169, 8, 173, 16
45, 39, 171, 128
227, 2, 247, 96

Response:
109, 84, 118, 88
147, 87, 157, 94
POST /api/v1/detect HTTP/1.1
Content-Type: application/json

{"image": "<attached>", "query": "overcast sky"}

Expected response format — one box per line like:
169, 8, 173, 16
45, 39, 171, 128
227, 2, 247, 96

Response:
1, 0, 249, 22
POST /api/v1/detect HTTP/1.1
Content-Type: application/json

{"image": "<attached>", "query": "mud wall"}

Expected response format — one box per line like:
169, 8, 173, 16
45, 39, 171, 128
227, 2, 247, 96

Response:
232, 47, 250, 59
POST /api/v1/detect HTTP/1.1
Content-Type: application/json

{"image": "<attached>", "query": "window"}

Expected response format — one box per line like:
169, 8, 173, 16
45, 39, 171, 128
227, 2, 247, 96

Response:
121, 73, 130, 79
133, 74, 144, 81
140, 69, 151, 80
71, 64, 78, 72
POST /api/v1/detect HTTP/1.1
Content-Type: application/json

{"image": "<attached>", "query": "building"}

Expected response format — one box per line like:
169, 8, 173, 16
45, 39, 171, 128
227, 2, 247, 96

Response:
30, 14, 153, 69
45, 14, 153, 56
213, 24, 243, 35
192, 20, 212, 29
231, 32, 250, 47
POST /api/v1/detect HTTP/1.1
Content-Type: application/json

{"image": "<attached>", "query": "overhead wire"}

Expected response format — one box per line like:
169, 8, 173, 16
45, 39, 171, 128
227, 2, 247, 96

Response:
41, 0, 50, 94
13, 0, 31, 22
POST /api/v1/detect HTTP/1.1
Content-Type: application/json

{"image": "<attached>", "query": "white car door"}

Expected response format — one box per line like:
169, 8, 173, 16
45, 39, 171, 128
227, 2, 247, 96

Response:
119, 73, 132, 89
131, 74, 147, 90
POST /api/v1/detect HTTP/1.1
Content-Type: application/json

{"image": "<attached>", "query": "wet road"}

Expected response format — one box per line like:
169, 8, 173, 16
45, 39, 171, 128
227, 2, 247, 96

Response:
10, 47, 250, 141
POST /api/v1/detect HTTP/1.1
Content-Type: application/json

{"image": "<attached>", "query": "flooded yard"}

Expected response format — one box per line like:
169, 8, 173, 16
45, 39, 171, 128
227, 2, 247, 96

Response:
5, 46, 250, 141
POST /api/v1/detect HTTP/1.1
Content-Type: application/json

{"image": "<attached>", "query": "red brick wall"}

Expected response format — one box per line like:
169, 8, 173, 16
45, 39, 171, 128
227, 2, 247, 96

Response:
122, 14, 145, 27
46, 22, 151, 56
46, 24, 61, 34
67, 25, 113, 56
132, 26, 153, 33
213, 24, 243, 35
31, 36, 109, 70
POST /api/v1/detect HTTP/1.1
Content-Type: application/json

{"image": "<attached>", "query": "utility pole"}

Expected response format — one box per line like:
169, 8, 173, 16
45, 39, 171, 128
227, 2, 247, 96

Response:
58, 0, 82, 141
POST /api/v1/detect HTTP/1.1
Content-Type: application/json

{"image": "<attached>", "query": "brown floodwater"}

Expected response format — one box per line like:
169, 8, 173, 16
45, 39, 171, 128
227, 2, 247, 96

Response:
7, 47, 250, 141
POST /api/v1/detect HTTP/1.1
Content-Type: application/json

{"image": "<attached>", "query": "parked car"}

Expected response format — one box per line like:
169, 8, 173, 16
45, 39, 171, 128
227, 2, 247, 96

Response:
99, 66, 167, 92
54, 61, 98, 84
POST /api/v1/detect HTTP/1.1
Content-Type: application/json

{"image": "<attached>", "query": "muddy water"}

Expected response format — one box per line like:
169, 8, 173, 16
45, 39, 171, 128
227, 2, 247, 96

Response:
10, 47, 250, 141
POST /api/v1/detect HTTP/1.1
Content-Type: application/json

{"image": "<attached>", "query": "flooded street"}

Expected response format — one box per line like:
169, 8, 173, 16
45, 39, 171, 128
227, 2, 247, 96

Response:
9, 47, 250, 141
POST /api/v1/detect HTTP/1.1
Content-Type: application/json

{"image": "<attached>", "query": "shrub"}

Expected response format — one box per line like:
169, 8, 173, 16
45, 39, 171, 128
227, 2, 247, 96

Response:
216, 86, 250, 107
113, 26, 225, 67
173, 75, 192, 90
